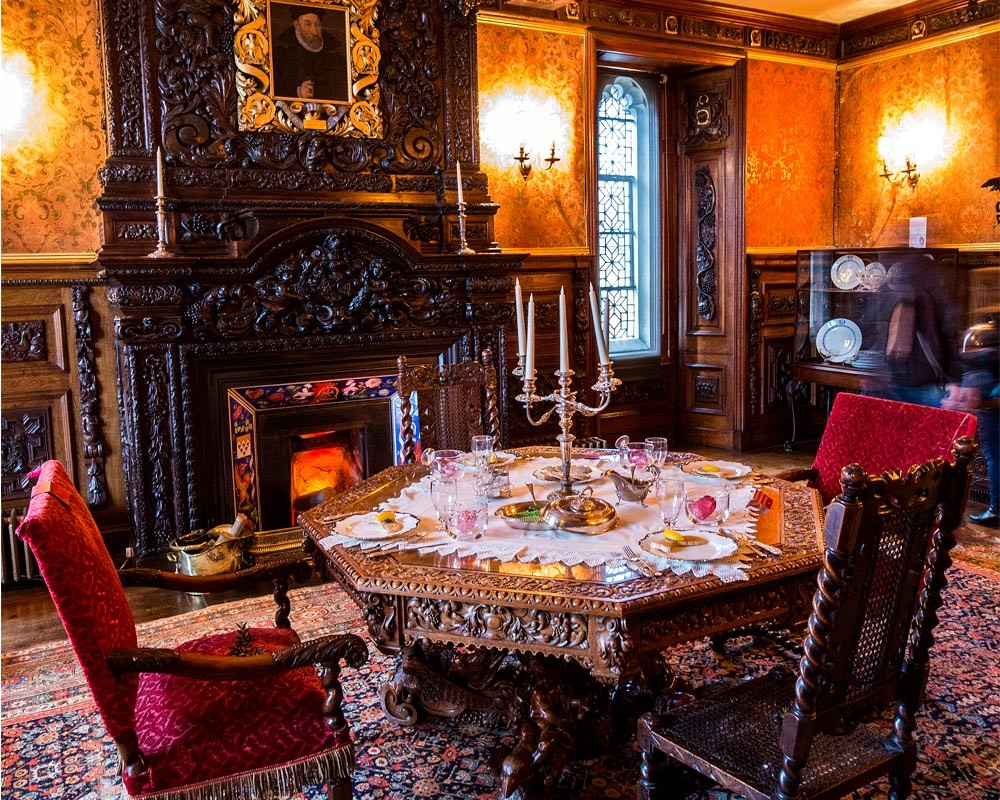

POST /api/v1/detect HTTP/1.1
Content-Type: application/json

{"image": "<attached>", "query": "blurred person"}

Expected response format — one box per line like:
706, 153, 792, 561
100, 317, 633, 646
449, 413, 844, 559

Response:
272, 6, 348, 102
862, 253, 961, 408
942, 317, 1000, 527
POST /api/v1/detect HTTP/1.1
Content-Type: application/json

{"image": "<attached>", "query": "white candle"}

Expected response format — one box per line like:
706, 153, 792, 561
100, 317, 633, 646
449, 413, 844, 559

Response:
456, 161, 464, 206
514, 278, 525, 359
525, 294, 535, 380
604, 295, 611, 353
588, 284, 609, 365
558, 287, 569, 373
156, 147, 165, 198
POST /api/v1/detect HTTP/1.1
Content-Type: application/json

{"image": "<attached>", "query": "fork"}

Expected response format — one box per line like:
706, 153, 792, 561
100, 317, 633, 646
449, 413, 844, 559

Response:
623, 545, 658, 577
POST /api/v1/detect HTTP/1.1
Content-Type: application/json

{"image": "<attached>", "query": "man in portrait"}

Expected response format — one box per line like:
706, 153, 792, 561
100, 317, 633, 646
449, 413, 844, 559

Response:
271, 3, 350, 104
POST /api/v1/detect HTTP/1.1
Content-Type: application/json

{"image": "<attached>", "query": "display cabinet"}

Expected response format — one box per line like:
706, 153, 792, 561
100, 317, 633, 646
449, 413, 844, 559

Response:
792, 247, 961, 391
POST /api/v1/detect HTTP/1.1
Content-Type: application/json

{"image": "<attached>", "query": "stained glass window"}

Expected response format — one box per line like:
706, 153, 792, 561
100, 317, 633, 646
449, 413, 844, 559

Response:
597, 74, 659, 358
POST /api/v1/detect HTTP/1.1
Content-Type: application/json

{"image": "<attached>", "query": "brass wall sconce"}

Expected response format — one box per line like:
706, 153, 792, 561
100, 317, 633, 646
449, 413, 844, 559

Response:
514, 143, 560, 183
879, 156, 920, 189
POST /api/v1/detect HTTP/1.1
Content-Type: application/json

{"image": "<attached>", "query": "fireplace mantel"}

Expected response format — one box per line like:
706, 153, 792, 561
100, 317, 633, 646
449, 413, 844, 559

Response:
105, 220, 523, 555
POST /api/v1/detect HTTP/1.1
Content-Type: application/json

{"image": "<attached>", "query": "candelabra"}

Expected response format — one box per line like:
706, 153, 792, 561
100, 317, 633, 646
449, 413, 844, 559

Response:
148, 193, 174, 258
455, 200, 475, 256
514, 359, 620, 499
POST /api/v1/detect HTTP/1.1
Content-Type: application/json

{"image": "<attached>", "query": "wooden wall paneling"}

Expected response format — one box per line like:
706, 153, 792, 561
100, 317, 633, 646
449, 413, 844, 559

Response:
674, 62, 746, 450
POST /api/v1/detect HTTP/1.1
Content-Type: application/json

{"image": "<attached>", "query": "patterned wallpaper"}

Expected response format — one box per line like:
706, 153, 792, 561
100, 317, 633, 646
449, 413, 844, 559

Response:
836, 32, 1000, 247
1, 0, 106, 254
477, 22, 587, 251
745, 59, 836, 249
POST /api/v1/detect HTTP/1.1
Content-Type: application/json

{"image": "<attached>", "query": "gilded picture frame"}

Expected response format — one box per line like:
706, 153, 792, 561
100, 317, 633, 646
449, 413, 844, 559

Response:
234, 0, 381, 136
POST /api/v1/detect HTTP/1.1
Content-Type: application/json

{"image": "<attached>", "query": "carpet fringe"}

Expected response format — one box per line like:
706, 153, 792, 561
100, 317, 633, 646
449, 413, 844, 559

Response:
126, 744, 354, 800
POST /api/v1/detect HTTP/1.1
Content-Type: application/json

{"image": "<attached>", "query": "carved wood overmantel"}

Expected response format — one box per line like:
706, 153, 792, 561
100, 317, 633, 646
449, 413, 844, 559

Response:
94, 0, 526, 554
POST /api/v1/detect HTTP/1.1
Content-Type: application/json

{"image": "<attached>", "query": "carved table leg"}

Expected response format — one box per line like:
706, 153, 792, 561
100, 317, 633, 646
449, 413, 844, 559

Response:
379, 640, 517, 727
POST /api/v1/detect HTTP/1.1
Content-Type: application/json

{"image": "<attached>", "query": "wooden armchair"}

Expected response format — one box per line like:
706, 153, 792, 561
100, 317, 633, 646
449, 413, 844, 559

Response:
397, 349, 499, 464
638, 437, 977, 800
16, 460, 368, 800
779, 392, 976, 504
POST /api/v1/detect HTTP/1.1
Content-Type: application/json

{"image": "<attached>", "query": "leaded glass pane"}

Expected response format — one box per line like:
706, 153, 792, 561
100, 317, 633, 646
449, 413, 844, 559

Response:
598, 82, 639, 343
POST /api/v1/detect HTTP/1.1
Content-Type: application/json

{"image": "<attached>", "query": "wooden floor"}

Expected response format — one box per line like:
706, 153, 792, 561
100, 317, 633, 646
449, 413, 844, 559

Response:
4, 441, 992, 653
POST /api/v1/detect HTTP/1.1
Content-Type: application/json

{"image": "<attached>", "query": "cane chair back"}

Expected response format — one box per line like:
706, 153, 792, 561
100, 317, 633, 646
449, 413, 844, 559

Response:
397, 350, 499, 464
639, 437, 978, 800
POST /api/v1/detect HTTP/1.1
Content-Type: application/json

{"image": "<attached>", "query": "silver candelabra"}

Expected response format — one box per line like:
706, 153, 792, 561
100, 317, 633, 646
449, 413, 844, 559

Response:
514, 358, 620, 498
148, 193, 174, 258
455, 200, 475, 256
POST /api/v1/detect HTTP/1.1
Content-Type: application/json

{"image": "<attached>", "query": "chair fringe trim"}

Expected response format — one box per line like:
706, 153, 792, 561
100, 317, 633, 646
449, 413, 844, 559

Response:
126, 743, 354, 800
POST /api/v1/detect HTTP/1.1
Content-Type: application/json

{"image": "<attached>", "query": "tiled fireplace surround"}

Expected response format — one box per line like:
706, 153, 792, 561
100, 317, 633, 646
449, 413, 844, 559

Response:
106, 221, 522, 556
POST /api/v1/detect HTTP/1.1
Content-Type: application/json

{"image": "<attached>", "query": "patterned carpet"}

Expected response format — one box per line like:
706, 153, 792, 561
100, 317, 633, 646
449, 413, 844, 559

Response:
2, 567, 998, 800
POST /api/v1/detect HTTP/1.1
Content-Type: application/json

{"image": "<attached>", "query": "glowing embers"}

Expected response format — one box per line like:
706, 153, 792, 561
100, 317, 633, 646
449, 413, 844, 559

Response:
289, 429, 366, 525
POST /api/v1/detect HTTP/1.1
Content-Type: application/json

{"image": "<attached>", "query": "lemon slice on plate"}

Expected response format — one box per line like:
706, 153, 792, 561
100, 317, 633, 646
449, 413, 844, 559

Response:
662, 528, 685, 542
697, 464, 721, 474
376, 511, 397, 528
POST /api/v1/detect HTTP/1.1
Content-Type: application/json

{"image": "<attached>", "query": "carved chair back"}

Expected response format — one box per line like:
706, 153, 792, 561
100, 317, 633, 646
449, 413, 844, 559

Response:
397, 350, 499, 464
777, 437, 977, 795
809, 392, 976, 503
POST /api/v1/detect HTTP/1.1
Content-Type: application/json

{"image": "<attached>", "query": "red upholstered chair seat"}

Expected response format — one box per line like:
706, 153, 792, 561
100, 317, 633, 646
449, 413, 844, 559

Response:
128, 627, 353, 798
808, 393, 977, 503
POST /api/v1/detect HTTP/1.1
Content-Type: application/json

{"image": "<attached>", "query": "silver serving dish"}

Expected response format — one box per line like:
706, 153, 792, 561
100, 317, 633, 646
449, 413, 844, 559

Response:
495, 502, 550, 531
541, 489, 617, 535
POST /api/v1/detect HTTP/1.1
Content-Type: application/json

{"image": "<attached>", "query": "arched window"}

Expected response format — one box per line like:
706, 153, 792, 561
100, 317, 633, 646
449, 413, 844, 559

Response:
597, 73, 660, 358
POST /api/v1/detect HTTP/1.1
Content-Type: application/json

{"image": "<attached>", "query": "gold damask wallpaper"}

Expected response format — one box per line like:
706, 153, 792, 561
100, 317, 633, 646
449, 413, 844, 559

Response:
477, 22, 587, 251
1, 0, 106, 254
745, 58, 836, 249
836, 32, 1000, 247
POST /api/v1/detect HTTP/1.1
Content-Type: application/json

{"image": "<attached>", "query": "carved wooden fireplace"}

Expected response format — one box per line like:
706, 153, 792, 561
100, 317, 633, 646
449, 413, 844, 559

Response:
92, 0, 525, 555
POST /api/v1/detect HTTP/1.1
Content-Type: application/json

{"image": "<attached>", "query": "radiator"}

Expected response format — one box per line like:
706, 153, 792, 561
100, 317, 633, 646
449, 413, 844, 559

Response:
2, 508, 40, 585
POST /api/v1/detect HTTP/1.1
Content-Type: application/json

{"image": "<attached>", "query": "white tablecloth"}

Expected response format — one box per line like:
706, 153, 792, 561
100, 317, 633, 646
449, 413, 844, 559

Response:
317, 455, 767, 583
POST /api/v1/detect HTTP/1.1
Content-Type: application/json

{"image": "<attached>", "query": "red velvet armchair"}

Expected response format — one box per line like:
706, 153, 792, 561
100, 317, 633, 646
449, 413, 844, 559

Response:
16, 460, 368, 800
780, 392, 977, 504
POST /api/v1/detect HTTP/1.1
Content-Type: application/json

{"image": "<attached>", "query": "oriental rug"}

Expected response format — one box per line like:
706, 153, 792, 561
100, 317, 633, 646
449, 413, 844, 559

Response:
3, 569, 998, 800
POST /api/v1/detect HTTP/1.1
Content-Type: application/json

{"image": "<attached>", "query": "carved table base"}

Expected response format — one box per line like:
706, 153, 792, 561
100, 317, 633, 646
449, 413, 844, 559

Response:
378, 641, 691, 800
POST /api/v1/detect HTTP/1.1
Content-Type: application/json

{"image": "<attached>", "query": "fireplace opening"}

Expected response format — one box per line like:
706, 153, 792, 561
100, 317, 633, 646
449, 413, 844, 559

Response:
289, 428, 366, 524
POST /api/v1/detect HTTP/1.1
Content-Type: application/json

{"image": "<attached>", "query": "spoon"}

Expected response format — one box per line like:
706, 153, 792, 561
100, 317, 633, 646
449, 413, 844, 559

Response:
526, 482, 540, 509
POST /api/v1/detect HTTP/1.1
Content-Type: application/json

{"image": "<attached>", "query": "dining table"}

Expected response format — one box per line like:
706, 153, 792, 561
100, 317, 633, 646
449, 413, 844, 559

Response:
299, 447, 825, 800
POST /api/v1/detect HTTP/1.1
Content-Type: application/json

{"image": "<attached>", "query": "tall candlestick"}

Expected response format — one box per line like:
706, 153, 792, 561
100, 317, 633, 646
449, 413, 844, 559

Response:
156, 147, 165, 198
455, 161, 464, 206
588, 284, 609, 365
558, 287, 569, 373
514, 278, 526, 358
525, 294, 535, 380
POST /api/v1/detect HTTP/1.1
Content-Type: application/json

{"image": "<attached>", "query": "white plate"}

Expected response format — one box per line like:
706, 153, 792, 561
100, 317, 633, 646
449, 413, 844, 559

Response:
340, 511, 420, 541
816, 318, 862, 363
458, 451, 517, 469
681, 460, 752, 480
859, 261, 887, 290
639, 531, 738, 562
830, 254, 864, 290
532, 464, 595, 483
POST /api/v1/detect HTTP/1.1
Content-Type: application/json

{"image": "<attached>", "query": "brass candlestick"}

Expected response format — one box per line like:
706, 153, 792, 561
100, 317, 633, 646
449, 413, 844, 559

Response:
456, 200, 475, 256
516, 361, 620, 499
148, 193, 174, 258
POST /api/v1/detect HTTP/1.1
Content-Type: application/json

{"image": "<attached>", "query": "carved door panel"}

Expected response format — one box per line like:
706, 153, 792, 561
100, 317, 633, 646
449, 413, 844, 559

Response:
674, 63, 746, 450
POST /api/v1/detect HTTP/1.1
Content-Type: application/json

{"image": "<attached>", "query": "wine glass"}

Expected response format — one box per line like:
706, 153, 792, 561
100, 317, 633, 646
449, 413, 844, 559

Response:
684, 482, 730, 531
645, 437, 670, 469
654, 477, 684, 531
430, 478, 457, 534
448, 489, 488, 540
470, 434, 495, 468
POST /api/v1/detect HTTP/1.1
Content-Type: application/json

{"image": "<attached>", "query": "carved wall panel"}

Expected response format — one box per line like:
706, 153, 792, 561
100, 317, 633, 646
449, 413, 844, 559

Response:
1, 409, 54, 501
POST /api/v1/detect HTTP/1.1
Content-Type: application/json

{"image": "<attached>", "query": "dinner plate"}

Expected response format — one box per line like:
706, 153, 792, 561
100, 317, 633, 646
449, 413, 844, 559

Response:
639, 531, 738, 562
859, 261, 887, 290
816, 318, 862, 363
339, 511, 420, 541
532, 464, 595, 483
681, 460, 752, 480
830, 254, 864, 290
458, 451, 517, 469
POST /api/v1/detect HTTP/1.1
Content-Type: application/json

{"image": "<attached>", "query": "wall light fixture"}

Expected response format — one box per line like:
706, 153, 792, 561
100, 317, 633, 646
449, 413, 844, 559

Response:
480, 88, 568, 187
877, 109, 948, 190
514, 142, 560, 183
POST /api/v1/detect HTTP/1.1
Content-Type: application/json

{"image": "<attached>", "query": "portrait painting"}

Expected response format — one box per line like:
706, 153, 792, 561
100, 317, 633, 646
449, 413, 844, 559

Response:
234, 0, 382, 137
268, 1, 351, 105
